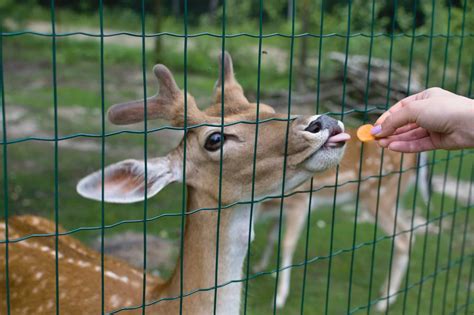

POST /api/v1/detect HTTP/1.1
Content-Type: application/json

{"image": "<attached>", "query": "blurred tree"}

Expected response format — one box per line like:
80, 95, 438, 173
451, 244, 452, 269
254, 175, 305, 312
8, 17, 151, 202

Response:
153, 0, 163, 63
297, 0, 310, 91
287, 0, 293, 21
448, 0, 463, 8
172, 0, 180, 16
209, 0, 219, 15
378, 0, 426, 32
261, 0, 286, 22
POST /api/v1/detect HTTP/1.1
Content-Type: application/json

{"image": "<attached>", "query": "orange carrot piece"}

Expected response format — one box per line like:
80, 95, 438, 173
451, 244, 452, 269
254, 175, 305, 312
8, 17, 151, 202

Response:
357, 124, 376, 142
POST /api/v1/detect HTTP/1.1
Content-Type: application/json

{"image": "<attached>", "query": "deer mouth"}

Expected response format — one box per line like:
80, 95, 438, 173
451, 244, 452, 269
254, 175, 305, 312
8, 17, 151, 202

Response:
323, 131, 351, 148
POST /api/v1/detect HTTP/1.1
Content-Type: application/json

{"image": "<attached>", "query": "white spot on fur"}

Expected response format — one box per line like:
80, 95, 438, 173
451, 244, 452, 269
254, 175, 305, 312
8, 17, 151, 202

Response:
19, 241, 64, 259
46, 300, 54, 309
30, 217, 40, 225
110, 294, 122, 308
67, 242, 89, 255
105, 271, 129, 284
34, 272, 44, 280
76, 260, 91, 268
64, 257, 92, 268
130, 269, 143, 277
40, 245, 51, 252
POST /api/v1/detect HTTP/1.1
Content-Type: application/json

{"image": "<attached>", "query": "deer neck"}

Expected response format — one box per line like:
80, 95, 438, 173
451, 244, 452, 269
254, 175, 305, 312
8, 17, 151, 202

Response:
155, 186, 254, 315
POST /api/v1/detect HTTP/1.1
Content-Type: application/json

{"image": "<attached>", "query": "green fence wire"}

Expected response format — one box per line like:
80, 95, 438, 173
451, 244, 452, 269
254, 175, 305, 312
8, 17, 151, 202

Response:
0, 10, 10, 315
1, 0, 473, 314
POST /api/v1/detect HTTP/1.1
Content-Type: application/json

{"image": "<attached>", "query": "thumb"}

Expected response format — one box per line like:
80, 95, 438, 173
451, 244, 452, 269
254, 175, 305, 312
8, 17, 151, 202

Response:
374, 100, 425, 138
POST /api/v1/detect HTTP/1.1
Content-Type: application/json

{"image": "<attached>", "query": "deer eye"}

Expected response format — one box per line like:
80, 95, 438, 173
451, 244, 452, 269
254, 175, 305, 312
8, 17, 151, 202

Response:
204, 132, 226, 152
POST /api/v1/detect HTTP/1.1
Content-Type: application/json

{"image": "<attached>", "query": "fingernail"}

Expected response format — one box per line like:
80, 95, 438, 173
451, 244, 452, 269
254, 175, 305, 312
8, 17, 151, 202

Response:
371, 125, 382, 135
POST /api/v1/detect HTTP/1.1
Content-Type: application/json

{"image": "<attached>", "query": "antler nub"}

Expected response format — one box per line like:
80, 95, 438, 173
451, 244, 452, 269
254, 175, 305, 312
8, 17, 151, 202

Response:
216, 51, 235, 87
153, 64, 180, 99
213, 51, 249, 106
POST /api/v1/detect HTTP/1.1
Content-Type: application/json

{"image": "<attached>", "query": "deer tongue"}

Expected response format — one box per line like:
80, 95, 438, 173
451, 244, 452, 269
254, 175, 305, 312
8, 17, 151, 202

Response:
325, 133, 351, 147
327, 132, 351, 143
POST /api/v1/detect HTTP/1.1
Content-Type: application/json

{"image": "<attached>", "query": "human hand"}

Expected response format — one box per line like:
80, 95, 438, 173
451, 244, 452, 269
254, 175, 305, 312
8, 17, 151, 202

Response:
371, 87, 474, 153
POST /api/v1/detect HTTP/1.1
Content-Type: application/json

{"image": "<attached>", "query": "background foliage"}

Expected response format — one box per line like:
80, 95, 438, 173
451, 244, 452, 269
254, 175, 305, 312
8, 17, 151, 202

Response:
1, 0, 473, 314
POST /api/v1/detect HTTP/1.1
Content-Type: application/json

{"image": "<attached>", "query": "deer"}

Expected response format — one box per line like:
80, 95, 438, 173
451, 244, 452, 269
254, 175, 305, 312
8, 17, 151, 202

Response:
254, 126, 432, 312
0, 51, 350, 314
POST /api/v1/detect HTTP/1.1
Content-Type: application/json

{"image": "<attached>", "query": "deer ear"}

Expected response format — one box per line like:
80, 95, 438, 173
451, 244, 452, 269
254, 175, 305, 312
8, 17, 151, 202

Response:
76, 157, 181, 203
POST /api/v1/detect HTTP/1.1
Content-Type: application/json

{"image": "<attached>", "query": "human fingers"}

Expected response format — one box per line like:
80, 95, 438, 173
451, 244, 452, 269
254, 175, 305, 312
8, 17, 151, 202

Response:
387, 137, 436, 153
374, 99, 428, 138
378, 127, 429, 147
374, 91, 427, 126
393, 123, 419, 135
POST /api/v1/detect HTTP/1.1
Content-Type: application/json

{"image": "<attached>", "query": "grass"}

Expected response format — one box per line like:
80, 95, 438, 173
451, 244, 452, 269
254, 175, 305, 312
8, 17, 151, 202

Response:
1, 4, 474, 314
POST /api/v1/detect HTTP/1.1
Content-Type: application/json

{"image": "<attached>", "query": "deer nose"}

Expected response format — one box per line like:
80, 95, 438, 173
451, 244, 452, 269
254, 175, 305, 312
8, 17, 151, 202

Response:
304, 115, 342, 136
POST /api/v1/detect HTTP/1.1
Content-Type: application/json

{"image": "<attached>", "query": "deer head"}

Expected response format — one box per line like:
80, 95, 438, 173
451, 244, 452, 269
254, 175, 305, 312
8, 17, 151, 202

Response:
77, 52, 350, 206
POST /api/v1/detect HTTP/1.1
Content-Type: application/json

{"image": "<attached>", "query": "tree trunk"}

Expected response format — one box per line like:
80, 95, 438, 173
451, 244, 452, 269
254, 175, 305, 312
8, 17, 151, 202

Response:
209, 0, 219, 12
154, 0, 162, 63
172, 0, 180, 16
209, 0, 219, 22
297, 0, 310, 91
287, 0, 293, 21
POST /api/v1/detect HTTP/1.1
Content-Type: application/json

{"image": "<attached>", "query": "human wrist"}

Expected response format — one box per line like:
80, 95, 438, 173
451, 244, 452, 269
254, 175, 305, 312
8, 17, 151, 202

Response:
454, 97, 474, 148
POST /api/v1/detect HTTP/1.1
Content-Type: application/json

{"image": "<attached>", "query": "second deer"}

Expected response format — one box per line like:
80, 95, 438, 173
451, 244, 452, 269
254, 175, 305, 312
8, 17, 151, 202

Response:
255, 125, 431, 312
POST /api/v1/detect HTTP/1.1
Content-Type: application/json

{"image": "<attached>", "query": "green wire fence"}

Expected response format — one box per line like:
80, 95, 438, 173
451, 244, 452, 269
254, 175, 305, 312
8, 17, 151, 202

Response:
1, 0, 474, 314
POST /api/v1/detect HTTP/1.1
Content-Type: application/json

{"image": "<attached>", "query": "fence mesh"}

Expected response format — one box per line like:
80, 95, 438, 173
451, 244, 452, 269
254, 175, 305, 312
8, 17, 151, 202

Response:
1, 0, 473, 314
